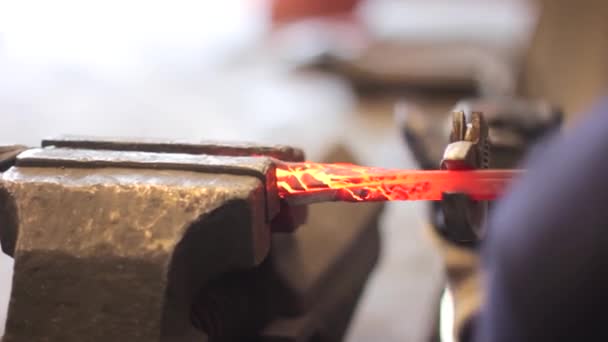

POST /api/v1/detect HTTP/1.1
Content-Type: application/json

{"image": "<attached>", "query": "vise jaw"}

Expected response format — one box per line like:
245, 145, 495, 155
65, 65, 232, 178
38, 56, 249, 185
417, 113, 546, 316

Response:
0, 136, 303, 342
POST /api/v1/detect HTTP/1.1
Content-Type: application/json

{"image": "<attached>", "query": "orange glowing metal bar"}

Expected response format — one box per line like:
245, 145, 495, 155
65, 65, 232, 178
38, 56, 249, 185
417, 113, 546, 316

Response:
276, 161, 522, 205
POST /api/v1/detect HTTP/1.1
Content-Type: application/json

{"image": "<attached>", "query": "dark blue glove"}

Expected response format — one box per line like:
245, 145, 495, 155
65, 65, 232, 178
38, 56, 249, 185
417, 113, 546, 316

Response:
477, 97, 608, 341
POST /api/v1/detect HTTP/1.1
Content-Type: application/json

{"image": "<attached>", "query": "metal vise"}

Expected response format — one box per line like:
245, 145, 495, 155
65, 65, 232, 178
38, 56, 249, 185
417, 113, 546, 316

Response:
0, 136, 384, 342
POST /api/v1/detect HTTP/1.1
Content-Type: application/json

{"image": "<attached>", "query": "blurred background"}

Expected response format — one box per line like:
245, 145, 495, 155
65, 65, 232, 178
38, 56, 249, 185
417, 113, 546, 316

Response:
1, 0, 607, 341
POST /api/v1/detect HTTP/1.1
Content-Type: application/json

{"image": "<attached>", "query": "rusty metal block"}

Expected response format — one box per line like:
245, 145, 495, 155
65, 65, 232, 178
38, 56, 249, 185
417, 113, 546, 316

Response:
0, 138, 304, 342
0, 138, 381, 342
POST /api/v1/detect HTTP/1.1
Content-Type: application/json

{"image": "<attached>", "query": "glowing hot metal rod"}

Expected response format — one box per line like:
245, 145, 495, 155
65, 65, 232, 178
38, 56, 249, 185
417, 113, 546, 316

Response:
275, 161, 521, 206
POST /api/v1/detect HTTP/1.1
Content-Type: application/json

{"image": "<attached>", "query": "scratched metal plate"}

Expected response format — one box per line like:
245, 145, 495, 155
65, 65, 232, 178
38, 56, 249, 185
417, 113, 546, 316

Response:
17, 147, 280, 222
42, 135, 305, 162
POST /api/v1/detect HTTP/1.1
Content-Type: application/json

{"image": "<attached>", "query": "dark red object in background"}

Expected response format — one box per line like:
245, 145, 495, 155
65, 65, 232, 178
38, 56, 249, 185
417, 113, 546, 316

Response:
271, 0, 360, 22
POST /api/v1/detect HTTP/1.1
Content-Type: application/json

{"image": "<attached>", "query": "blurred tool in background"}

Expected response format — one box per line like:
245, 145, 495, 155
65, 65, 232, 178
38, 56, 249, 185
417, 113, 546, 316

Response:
272, 0, 359, 22
270, 0, 538, 96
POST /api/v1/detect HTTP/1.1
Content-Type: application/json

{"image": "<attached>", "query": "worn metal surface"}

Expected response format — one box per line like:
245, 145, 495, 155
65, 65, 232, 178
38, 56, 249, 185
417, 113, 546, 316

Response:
42, 135, 305, 162
0, 145, 24, 260
2, 165, 269, 342
16, 147, 280, 223
0, 138, 308, 342
0, 146, 27, 172
1, 138, 380, 341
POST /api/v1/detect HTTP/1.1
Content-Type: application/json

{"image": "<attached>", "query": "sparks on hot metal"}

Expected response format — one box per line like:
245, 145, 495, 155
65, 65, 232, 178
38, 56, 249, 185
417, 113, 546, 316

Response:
275, 161, 521, 205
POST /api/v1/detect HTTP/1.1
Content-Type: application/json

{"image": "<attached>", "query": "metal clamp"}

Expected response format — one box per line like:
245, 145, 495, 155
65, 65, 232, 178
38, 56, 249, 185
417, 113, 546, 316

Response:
437, 111, 489, 245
